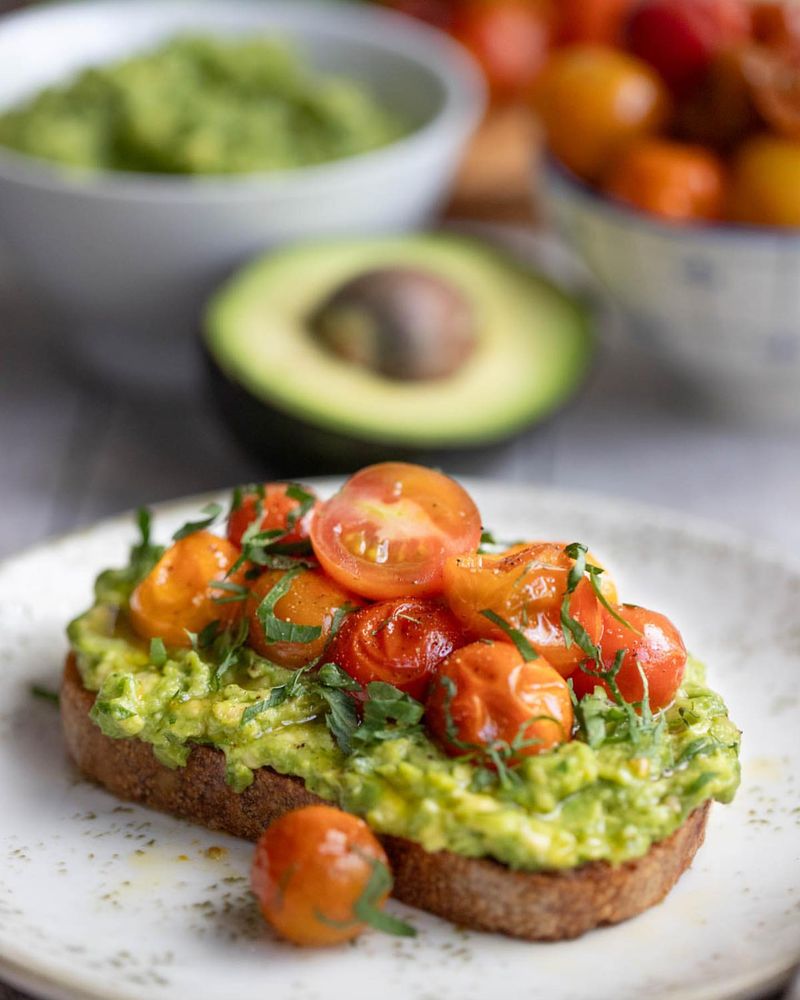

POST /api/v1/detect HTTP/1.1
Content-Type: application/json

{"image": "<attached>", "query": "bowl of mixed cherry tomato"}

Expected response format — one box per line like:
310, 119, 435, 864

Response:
382, 0, 800, 420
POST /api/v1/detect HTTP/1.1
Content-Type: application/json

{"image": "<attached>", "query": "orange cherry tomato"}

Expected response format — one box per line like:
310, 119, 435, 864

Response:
604, 138, 727, 221
328, 597, 466, 700
251, 805, 391, 947
451, 0, 553, 100
425, 640, 573, 760
246, 568, 362, 668
571, 604, 687, 711
729, 134, 800, 227
534, 45, 671, 181
310, 463, 482, 602
227, 483, 319, 549
442, 542, 602, 677
129, 531, 241, 648
557, 0, 637, 45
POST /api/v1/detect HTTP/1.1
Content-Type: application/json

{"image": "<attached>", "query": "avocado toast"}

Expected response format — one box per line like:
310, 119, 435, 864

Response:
62, 466, 741, 941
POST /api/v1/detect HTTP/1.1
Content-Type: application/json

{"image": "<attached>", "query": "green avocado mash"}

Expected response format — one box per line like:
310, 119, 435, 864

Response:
0, 36, 404, 174
67, 544, 741, 873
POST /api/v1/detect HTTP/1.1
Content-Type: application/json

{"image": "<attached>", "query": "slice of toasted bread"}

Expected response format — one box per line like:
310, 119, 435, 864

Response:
61, 655, 709, 941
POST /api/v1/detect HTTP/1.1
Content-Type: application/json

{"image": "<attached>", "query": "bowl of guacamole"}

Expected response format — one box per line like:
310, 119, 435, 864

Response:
0, 0, 484, 384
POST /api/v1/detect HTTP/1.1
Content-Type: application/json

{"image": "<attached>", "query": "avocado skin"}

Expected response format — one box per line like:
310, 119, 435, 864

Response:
203, 345, 523, 475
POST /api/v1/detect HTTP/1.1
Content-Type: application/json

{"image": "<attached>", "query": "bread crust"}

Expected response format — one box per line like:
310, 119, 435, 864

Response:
61, 655, 709, 941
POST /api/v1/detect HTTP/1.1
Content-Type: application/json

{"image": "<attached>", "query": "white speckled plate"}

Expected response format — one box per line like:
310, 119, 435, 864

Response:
0, 481, 798, 1000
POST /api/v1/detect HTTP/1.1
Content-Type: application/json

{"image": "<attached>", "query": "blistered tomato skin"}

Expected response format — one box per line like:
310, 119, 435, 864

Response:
426, 641, 573, 760
227, 483, 319, 549
571, 604, 687, 711
310, 463, 483, 601
442, 542, 603, 677
251, 805, 390, 947
328, 597, 467, 700
246, 569, 363, 668
129, 531, 242, 647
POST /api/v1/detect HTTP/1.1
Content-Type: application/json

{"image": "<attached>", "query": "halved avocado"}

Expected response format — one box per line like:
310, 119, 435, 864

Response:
203, 235, 592, 472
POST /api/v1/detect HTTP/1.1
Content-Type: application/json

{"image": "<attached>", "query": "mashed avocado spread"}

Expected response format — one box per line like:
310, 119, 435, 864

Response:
0, 36, 403, 174
67, 547, 741, 873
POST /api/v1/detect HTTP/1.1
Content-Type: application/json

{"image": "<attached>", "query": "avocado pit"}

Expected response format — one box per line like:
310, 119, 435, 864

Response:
309, 267, 477, 381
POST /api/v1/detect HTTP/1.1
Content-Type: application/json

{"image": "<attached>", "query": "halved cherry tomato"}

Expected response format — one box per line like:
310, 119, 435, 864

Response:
604, 138, 728, 221
328, 597, 466, 700
729, 133, 800, 227
310, 463, 482, 601
442, 542, 603, 677
534, 45, 671, 181
571, 604, 687, 711
129, 531, 242, 648
251, 805, 391, 947
557, 0, 637, 45
451, 0, 553, 100
426, 640, 573, 760
227, 483, 319, 549
246, 568, 362, 668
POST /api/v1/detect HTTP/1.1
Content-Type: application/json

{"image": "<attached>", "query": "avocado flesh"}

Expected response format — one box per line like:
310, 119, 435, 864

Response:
204, 235, 592, 449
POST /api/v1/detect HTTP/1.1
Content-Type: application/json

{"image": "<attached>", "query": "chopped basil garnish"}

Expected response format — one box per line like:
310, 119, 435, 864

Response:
31, 684, 59, 705
149, 637, 167, 668
172, 502, 224, 542
480, 609, 538, 661
256, 566, 322, 645
352, 856, 416, 937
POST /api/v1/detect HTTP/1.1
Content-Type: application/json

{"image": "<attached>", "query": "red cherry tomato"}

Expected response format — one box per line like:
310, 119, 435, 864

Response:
442, 542, 603, 678
451, 0, 553, 100
251, 805, 391, 947
626, 0, 752, 97
571, 604, 687, 711
425, 640, 573, 760
227, 483, 319, 549
310, 463, 482, 601
604, 138, 728, 221
557, 0, 637, 45
328, 597, 466, 700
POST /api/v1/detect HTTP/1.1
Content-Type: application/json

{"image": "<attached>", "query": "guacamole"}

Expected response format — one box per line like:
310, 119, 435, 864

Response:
0, 36, 404, 174
67, 546, 741, 873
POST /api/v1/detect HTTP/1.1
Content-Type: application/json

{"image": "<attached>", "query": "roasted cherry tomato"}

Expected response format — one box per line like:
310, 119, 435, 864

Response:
534, 46, 670, 181
251, 805, 392, 947
227, 483, 319, 550
442, 542, 603, 677
451, 0, 553, 100
604, 138, 727, 221
571, 604, 687, 711
129, 531, 241, 648
426, 640, 573, 760
310, 463, 482, 601
328, 597, 466, 700
730, 134, 800, 227
246, 568, 362, 668
557, 0, 636, 45
626, 0, 752, 97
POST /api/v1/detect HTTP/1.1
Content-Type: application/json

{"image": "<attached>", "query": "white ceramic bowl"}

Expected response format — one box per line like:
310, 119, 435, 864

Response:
541, 158, 800, 422
0, 0, 484, 381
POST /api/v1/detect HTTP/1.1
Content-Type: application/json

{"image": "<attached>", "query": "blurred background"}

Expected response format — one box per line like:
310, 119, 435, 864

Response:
2, 0, 800, 568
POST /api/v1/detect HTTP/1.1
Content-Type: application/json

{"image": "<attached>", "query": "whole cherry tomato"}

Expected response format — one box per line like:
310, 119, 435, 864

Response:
328, 597, 466, 700
571, 604, 687, 711
426, 640, 573, 760
310, 463, 482, 601
675, 47, 758, 149
251, 805, 393, 947
246, 568, 362, 668
604, 138, 727, 221
534, 45, 671, 181
729, 134, 800, 227
451, 0, 553, 100
557, 0, 637, 45
442, 542, 602, 677
227, 483, 319, 550
129, 531, 242, 648
626, 0, 752, 97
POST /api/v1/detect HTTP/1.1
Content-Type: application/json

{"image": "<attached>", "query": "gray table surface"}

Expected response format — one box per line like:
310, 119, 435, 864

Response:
1, 229, 798, 1000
